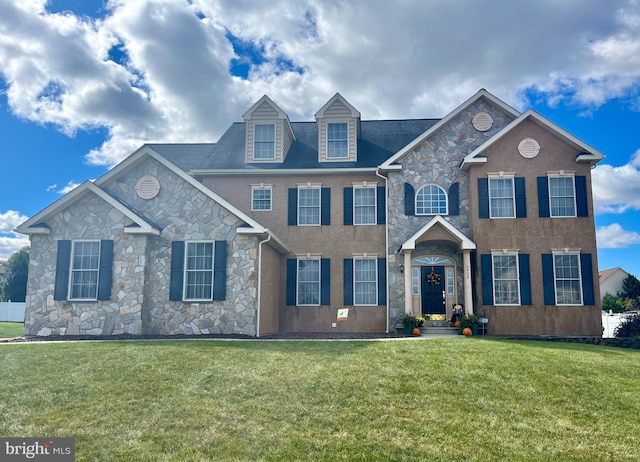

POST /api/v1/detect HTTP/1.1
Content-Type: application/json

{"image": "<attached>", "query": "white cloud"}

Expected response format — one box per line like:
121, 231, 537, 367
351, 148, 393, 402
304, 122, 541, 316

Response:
57, 181, 82, 194
0, 210, 28, 234
0, 0, 639, 167
0, 210, 30, 260
592, 150, 640, 214
597, 223, 640, 248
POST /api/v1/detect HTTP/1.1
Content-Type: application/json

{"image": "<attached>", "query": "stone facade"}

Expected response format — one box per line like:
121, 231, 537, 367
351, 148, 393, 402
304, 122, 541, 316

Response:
24, 156, 262, 337
24, 195, 146, 336
386, 98, 517, 325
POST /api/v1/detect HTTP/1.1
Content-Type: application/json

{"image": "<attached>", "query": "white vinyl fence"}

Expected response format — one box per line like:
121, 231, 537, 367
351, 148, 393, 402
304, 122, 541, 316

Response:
602, 312, 628, 338
0, 302, 26, 322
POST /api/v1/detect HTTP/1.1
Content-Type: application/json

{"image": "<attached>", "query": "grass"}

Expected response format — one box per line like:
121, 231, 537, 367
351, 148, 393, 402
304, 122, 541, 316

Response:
0, 322, 23, 338
1, 338, 639, 461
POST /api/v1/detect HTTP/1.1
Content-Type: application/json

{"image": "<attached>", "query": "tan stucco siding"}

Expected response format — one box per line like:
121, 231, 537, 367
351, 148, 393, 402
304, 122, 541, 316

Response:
203, 172, 387, 333
468, 119, 601, 336
258, 242, 282, 335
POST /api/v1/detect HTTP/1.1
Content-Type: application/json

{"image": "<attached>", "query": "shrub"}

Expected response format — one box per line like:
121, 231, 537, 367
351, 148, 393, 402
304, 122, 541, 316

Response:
602, 293, 625, 313
614, 314, 640, 338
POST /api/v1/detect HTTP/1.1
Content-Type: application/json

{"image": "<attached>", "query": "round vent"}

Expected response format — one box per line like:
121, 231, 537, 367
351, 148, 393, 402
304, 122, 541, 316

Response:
472, 112, 493, 132
518, 138, 540, 158
135, 175, 160, 200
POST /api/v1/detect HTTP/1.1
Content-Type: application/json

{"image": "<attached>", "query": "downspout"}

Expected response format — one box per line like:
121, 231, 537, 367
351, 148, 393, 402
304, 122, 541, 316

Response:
255, 232, 271, 338
375, 169, 390, 333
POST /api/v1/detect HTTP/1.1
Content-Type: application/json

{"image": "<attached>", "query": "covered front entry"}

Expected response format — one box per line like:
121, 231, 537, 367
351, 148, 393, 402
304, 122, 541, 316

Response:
401, 216, 476, 318
420, 265, 446, 315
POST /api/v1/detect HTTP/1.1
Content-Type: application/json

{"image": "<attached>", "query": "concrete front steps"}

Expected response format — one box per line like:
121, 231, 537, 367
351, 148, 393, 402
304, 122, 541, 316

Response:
420, 321, 458, 335
396, 320, 460, 337
420, 326, 459, 336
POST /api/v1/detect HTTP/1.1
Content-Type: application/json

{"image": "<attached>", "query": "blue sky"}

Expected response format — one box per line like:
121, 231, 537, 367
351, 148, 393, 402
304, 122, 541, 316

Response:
1, 0, 640, 280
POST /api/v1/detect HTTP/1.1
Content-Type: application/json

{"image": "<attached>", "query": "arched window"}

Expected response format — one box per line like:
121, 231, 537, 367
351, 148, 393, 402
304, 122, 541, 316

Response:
416, 185, 447, 215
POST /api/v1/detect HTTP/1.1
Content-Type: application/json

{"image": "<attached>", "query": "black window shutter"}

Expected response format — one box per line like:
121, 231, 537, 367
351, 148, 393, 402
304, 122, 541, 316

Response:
515, 177, 527, 218
54, 240, 71, 301
288, 188, 298, 225
169, 241, 185, 301
343, 259, 353, 305
404, 183, 415, 216
97, 240, 113, 300
518, 254, 531, 305
377, 186, 386, 224
377, 258, 387, 305
286, 259, 297, 305
343, 187, 353, 225
321, 188, 331, 225
575, 176, 589, 217
321, 258, 330, 305
448, 182, 459, 216
542, 254, 555, 305
481, 254, 493, 305
213, 240, 227, 301
537, 177, 550, 218
478, 178, 489, 219
580, 253, 595, 305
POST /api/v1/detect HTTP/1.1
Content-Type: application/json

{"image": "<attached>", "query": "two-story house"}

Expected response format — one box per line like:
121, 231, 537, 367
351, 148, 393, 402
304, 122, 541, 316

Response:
16, 89, 604, 337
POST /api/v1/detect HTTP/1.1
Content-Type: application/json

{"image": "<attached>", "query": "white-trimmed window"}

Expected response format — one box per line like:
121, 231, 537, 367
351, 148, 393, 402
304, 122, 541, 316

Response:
549, 176, 576, 217
412, 268, 419, 295
416, 185, 447, 215
489, 178, 515, 218
254, 124, 275, 159
69, 241, 100, 300
354, 187, 376, 224
492, 254, 520, 305
251, 186, 272, 211
354, 259, 377, 305
297, 259, 320, 306
554, 253, 583, 305
184, 242, 214, 301
327, 122, 348, 158
298, 187, 321, 225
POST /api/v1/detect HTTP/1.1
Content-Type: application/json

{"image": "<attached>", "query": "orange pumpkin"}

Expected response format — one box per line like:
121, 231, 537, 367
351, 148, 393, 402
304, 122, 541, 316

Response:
412, 327, 421, 336
462, 327, 472, 337
453, 320, 460, 328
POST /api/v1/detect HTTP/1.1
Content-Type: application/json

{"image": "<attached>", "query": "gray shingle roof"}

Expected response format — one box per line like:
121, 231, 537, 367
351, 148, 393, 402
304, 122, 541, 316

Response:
149, 118, 440, 171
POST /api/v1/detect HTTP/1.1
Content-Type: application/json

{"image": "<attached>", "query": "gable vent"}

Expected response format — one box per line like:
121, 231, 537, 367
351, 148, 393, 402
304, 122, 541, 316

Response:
518, 138, 540, 158
472, 112, 493, 132
135, 175, 161, 200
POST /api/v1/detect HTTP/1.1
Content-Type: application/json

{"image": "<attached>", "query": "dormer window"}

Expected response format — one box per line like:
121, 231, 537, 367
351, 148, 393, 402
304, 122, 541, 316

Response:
327, 122, 348, 158
315, 93, 360, 163
243, 95, 295, 163
254, 124, 275, 159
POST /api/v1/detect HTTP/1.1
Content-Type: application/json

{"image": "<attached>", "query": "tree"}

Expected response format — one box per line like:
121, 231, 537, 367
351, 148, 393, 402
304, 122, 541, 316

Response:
0, 259, 6, 301
602, 293, 625, 313
2, 246, 29, 302
620, 274, 640, 300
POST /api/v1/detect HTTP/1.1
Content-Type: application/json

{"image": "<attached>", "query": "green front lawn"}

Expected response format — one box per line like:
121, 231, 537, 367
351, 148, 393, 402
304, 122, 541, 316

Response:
0, 322, 23, 338
1, 338, 638, 461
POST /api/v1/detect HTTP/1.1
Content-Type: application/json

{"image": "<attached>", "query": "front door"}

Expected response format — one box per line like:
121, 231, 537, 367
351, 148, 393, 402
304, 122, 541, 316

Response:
421, 266, 446, 315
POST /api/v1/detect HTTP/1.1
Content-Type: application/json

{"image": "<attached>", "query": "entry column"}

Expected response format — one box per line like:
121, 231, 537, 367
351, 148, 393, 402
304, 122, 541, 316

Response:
463, 249, 473, 315
404, 251, 412, 314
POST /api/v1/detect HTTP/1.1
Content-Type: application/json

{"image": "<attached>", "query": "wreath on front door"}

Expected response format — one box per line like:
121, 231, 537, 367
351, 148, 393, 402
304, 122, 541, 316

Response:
426, 267, 441, 286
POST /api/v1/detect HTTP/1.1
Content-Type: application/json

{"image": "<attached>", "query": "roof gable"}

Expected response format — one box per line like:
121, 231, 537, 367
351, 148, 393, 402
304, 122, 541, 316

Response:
380, 89, 520, 169
315, 92, 361, 119
461, 109, 605, 169
95, 146, 269, 234
401, 215, 476, 251
15, 181, 159, 236
243, 95, 290, 120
